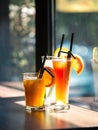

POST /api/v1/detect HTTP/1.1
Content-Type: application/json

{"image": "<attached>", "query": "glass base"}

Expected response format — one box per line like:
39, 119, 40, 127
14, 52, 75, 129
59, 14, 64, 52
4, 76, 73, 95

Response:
26, 106, 45, 111
94, 96, 98, 102
53, 104, 70, 111
44, 103, 70, 112
25, 104, 70, 112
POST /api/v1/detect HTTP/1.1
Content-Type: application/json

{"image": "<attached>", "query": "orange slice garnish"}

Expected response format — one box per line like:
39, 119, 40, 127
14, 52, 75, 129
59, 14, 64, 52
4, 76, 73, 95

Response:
72, 54, 84, 75
54, 47, 84, 75
41, 66, 55, 87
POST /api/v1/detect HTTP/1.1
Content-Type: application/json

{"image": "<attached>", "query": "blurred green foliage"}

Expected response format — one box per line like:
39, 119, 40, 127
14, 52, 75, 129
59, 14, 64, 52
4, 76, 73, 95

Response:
0, 0, 36, 81
9, 1, 36, 81
10, 0, 35, 5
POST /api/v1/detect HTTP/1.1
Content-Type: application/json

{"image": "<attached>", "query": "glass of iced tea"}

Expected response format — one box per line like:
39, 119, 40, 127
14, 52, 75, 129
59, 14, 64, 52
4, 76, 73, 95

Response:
23, 72, 45, 111
52, 57, 72, 111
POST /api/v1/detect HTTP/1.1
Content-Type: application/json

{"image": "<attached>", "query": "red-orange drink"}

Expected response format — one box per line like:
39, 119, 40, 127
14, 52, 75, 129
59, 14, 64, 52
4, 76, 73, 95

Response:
52, 57, 72, 110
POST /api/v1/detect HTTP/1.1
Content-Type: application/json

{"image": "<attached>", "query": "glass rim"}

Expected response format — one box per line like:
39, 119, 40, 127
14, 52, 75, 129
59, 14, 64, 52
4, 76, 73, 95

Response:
23, 72, 38, 75
41, 55, 53, 59
41, 55, 72, 60
23, 72, 38, 80
52, 56, 72, 61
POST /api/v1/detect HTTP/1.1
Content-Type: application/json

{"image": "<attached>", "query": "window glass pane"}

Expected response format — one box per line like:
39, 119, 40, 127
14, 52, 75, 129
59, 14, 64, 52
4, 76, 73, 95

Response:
0, 0, 36, 81
55, 0, 98, 97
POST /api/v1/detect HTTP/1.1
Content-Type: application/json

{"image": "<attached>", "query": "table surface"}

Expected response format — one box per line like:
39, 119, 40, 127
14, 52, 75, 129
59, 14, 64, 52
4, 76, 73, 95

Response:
0, 82, 98, 130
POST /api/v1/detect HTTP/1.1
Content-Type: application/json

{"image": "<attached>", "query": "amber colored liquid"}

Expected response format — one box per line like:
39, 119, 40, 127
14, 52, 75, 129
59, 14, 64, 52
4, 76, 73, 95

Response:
23, 79, 45, 107
52, 58, 72, 104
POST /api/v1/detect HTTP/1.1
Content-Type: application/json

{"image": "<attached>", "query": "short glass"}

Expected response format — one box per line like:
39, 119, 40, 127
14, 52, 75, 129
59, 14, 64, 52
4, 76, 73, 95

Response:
52, 57, 72, 111
23, 72, 45, 111
41, 56, 56, 106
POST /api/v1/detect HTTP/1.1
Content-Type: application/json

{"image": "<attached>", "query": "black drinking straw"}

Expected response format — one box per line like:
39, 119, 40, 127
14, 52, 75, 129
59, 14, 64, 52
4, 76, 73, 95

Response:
38, 54, 47, 78
57, 34, 65, 57
70, 33, 74, 52
38, 54, 54, 78
68, 33, 74, 58
44, 67, 54, 78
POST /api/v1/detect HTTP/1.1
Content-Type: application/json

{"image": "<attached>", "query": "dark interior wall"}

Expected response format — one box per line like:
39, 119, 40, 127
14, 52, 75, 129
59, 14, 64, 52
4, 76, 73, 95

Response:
0, 0, 10, 81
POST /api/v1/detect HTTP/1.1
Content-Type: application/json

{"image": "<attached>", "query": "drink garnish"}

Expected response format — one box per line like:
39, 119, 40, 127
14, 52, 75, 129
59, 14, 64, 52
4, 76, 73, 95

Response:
38, 55, 55, 87
44, 67, 54, 78
72, 54, 84, 75
58, 50, 76, 59
54, 48, 84, 75
54, 47, 69, 57
42, 66, 55, 87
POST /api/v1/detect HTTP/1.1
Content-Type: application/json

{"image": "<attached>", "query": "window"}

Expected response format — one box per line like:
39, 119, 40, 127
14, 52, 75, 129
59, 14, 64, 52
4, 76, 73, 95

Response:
0, 0, 36, 81
55, 0, 98, 97
0, 0, 97, 99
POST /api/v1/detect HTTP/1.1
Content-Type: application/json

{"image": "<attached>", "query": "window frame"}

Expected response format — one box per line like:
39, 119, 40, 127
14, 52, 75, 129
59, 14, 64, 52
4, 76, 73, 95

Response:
35, 0, 56, 71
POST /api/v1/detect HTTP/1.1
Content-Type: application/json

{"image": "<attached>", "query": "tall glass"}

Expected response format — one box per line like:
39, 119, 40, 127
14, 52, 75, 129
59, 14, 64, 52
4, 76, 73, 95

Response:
23, 72, 45, 111
91, 47, 98, 102
41, 56, 56, 106
92, 60, 98, 101
52, 57, 72, 110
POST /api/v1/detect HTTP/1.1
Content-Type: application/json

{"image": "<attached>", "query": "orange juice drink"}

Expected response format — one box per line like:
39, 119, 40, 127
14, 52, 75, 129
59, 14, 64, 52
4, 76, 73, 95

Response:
52, 57, 72, 110
23, 73, 45, 110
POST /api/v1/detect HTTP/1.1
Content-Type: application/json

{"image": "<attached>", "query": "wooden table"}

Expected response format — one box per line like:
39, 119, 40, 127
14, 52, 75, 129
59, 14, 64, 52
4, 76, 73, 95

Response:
0, 82, 98, 130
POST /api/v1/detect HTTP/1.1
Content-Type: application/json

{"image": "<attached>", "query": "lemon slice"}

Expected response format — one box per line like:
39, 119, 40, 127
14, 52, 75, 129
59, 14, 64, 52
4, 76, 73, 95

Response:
54, 47, 69, 57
